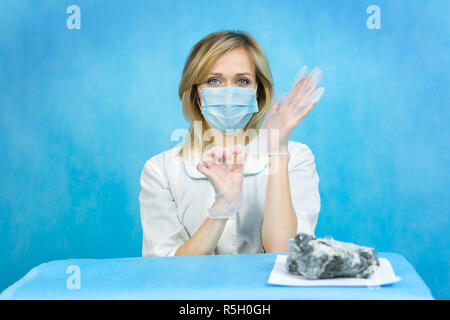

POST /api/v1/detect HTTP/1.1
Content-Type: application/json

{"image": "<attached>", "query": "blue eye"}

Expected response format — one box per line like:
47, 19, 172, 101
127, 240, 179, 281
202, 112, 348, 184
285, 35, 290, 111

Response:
237, 78, 250, 85
207, 78, 220, 85
206, 77, 250, 86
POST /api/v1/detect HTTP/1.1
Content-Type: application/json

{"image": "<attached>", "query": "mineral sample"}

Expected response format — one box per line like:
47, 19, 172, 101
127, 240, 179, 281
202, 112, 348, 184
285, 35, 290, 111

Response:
286, 233, 380, 279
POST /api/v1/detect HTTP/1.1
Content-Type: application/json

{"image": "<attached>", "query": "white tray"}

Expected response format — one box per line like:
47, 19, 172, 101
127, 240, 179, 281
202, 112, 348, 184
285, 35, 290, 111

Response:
267, 255, 402, 287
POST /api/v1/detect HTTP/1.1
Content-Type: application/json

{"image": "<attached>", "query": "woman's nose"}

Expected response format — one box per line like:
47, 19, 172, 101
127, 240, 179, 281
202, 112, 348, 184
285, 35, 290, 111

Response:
221, 80, 236, 87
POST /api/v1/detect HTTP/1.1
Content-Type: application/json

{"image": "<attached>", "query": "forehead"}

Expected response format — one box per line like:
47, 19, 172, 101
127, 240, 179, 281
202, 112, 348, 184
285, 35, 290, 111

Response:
209, 47, 255, 75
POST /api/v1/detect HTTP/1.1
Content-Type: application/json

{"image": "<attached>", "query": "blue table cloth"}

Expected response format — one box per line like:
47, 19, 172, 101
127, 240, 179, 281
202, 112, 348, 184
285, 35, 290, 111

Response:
1, 252, 434, 300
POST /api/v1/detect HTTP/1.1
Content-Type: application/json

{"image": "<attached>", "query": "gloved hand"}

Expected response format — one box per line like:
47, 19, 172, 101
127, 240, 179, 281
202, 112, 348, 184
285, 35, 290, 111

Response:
196, 144, 245, 219
262, 66, 325, 155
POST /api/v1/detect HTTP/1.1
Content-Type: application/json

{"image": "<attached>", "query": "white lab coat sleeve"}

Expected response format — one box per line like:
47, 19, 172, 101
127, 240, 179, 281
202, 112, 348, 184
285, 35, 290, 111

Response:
139, 157, 190, 257
288, 142, 321, 236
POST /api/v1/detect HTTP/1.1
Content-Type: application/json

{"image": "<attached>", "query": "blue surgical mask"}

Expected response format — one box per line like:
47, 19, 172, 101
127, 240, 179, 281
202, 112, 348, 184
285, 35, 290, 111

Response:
200, 85, 259, 134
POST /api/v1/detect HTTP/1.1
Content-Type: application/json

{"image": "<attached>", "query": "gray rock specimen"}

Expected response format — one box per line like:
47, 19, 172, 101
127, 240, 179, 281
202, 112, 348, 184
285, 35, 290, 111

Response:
286, 233, 380, 279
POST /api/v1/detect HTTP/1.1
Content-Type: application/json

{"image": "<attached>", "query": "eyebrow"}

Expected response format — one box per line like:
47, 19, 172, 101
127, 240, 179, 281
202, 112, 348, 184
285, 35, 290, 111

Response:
208, 72, 254, 77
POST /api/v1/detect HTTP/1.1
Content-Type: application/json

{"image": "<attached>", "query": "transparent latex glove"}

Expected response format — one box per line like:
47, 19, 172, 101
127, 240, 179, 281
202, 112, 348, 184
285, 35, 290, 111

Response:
196, 144, 245, 219
262, 65, 325, 155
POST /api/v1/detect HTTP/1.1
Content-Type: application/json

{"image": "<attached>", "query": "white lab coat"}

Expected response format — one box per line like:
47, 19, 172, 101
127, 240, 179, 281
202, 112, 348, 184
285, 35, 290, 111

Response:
139, 138, 321, 257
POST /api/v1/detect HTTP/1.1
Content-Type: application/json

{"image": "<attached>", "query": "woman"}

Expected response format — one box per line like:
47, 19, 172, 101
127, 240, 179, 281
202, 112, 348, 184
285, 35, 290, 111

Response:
139, 30, 324, 256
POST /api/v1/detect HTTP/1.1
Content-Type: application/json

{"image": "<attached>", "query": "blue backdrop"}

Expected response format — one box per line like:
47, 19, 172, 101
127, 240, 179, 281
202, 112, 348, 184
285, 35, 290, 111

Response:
0, 0, 448, 299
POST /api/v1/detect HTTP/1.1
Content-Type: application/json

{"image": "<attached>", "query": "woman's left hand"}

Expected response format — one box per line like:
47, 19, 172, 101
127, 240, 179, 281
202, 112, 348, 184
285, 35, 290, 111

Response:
264, 66, 325, 154
197, 145, 245, 218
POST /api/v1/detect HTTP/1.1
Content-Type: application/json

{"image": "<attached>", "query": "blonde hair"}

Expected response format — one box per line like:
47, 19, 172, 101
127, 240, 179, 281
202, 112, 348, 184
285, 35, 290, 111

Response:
178, 30, 274, 158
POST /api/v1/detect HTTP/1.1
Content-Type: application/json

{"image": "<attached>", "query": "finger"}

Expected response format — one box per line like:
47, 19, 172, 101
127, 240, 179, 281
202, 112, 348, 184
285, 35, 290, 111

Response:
224, 146, 234, 165
293, 74, 317, 103
293, 100, 317, 123
232, 151, 245, 173
268, 95, 283, 117
200, 149, 214, 166
293, 85, 325, 115
289, 65, 309, 92
201, 146, 215, 160
288, 75, 308, 102
292, 83, 317, 114
289, 67, 323, 104
196, 162, 211, 176
205, 147, 222, 167
276, 93, 290, 110
306, 86, 325, 105
233, 144, 245, 159
211, 147, 224, 165
231, 144, 245, 172
288, 74, 311, 103
199, 156, 213, 168
303, 67, 322, 93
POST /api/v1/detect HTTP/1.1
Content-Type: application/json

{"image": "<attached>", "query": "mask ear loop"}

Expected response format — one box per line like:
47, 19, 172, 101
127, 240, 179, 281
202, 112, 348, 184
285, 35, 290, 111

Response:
254, 81, 259, 109
194, 84, 202, 110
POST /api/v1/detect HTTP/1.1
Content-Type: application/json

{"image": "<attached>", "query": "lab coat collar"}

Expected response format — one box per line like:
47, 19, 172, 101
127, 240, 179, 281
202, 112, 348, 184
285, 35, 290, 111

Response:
183, 137, 269, 180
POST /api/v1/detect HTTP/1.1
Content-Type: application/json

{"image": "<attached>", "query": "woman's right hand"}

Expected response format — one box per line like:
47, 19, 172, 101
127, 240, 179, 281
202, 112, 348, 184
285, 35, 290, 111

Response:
197, 145, 245, 218
263, 66, 325, 155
